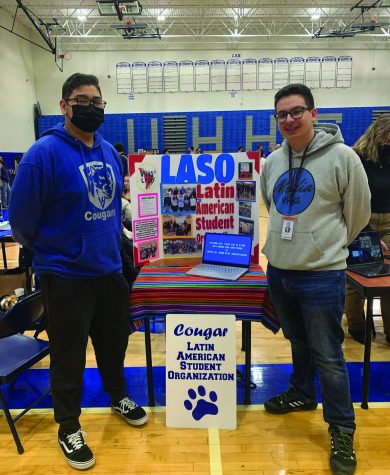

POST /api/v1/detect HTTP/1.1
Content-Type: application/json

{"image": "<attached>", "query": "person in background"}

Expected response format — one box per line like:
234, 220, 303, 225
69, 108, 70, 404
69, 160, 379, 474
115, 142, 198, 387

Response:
261, 83, 371, 475
120, 175, 140, 287
258, 145, 267, 175
237, 145, 245, 152
256, 144, 266, 158
9, 73, 148, 471
188, 145, 195, 154
123, 174, 131, 202
196, 147, 202, 154
122, 175, 132, 230
113, 142, 128, 178
0, 156, 11, 208
345, 114, 390, 345
275, 143, 281, 150
267, 145, 273, 155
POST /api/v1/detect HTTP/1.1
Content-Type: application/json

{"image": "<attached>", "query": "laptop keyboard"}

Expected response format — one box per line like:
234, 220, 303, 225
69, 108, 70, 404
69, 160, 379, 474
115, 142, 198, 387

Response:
352, 263, 389, 274
196, 264, 239, 274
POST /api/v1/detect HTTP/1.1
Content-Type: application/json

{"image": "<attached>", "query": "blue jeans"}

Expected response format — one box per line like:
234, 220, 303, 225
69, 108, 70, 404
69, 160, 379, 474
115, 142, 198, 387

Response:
1, 182, 10, 208
267, 264, 355, 432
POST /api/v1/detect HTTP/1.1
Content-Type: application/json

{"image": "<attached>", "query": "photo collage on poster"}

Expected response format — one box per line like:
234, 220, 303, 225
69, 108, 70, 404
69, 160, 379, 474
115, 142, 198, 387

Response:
161, 184, 201, 258
130, 153, 260, 265
237, 162, 255, 238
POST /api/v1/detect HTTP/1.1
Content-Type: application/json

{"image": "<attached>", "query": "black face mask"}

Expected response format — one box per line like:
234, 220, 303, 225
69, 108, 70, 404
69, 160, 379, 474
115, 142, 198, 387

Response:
378, 144, 390, 164
70, 104, 104, 133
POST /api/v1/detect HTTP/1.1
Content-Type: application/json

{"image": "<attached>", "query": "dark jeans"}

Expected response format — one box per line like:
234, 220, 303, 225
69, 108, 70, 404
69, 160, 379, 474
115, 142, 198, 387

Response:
1, 182, 11, 208
40, 273, 130, 433
267, 264, 355, 432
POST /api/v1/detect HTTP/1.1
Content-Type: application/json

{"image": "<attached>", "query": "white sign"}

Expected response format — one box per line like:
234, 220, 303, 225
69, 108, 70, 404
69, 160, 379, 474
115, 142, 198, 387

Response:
166, 314, 237, 429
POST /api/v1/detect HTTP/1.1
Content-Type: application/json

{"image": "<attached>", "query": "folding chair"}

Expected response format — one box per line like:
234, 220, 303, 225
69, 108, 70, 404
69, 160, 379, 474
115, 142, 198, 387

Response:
0, 291, 50, 454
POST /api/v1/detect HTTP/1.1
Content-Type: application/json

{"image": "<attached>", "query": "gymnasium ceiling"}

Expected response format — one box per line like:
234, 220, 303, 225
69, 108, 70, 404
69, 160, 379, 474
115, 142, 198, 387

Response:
1, 0, 390, 52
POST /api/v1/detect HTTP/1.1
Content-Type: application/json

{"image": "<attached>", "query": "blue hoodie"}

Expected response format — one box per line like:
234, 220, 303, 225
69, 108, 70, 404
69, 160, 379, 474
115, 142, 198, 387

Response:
9, 124, 124, 278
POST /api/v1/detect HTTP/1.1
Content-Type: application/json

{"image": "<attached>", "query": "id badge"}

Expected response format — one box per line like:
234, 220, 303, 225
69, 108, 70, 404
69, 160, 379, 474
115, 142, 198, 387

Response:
281, 216, 296, 240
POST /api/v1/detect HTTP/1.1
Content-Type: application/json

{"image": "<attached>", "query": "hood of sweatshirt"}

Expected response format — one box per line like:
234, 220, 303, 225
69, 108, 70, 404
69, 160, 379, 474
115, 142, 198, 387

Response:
280, 123, 344, 157
41, 123, 103, 148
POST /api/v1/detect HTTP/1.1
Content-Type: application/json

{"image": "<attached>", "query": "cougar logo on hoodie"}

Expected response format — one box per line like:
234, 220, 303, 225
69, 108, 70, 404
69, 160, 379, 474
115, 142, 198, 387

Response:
79, 161, 116, 210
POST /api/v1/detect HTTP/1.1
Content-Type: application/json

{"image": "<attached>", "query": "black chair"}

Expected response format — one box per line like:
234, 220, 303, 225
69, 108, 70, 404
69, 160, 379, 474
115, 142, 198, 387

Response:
0, 291, 50, 454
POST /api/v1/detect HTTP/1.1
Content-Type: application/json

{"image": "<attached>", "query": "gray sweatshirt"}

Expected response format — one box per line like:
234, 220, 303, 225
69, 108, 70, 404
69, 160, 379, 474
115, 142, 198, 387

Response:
260, 123, 371, 271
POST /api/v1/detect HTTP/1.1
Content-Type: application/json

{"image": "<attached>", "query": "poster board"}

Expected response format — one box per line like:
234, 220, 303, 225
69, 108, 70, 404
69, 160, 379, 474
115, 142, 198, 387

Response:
166, 314, 236, 429
129, 152, 260, 266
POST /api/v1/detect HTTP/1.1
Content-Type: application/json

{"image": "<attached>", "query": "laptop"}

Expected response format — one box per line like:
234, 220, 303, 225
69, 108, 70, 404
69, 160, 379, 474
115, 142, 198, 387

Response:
347, 230, 390, 278
186, 232, 252, 281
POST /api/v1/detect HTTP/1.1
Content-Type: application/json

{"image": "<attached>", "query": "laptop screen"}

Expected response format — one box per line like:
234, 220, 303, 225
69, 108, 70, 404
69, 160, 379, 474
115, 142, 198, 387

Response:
202, 233, 252, 268
347, 231, 384, 266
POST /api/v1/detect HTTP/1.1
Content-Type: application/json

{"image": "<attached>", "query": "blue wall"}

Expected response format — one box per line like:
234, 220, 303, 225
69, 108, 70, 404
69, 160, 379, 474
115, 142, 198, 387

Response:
38, 106, 390, 153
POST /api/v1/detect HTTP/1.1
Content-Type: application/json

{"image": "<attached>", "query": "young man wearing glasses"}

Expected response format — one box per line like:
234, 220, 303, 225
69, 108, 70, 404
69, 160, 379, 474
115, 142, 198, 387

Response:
260, 84, 371, 475
9, 73, 148, 470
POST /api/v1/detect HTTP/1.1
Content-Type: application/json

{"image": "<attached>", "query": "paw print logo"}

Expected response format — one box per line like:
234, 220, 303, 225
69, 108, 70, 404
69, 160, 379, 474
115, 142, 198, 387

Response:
184, 385, 219, 421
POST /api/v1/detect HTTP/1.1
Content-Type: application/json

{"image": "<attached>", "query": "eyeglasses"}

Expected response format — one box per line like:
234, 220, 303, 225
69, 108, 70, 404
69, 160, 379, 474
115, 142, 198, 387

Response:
65, 97, 107, 109
274, 106, 310, 123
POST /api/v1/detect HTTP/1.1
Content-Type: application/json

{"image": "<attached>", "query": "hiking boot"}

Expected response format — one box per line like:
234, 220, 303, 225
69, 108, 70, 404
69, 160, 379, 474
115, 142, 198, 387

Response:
111, 396, 148, 426
58, 429, 95, 470
330, 428, 357, 474
264, 387, 318, 414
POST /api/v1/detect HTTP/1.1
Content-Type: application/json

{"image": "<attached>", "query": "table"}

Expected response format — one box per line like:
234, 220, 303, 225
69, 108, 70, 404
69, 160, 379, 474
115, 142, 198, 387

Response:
129, 264, 278, 406
346, 267, 390, 409
0, 230, 13, 269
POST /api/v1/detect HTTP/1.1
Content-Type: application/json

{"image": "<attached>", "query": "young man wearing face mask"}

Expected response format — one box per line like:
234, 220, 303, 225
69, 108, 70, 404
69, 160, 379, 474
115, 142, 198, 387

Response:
345, 114, 390, 345
9, 73, 148, 470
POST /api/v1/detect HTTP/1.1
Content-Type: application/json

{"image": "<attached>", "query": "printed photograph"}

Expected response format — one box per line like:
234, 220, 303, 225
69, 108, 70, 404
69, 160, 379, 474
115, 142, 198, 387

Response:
163, 238, 201, 256
239, 201, 252, 218
239, 217, 255, 237
138, 239, 159, 262
238, 161, 253, 180
236, 180, 256, 202
162, 214, 193, 238
161, 184, 197, 214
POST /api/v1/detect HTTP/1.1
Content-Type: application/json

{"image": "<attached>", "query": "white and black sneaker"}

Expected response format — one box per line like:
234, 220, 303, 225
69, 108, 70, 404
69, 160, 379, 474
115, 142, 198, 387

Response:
111, 396, 148, 426
58, 429, 95, 470
264, 387, 318, 414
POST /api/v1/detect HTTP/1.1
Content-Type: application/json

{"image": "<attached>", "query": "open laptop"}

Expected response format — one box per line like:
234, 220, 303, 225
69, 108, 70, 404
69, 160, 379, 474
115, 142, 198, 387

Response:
347, 230, 390, 278
186, 232, 252, 281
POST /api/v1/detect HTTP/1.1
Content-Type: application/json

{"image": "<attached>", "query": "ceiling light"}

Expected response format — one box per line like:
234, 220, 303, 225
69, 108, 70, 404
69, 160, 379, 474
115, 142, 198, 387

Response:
77, 15, 87, 22
311, 9, 321, 21
157, 15, 165, 22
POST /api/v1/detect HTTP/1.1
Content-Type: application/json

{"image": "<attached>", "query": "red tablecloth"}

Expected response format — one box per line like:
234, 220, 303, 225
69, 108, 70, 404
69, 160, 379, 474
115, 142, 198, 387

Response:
129, 264, 279, 333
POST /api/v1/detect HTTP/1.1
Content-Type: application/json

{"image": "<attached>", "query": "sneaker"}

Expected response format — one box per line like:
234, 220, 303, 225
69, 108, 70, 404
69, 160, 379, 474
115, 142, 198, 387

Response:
348, 329, 365, 345
264, 387, 318, 414
111, 396, 148, 426
58, 429, 95, 470
330, 428, 357, 474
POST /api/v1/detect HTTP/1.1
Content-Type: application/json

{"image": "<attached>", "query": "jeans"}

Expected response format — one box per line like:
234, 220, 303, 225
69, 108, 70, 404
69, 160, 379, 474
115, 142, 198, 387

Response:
1, 182, 10, 208
267, 264, 355, 432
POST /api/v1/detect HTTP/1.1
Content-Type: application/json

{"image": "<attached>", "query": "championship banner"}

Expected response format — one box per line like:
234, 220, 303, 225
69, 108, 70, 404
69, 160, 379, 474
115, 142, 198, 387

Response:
129, 152, 260, 266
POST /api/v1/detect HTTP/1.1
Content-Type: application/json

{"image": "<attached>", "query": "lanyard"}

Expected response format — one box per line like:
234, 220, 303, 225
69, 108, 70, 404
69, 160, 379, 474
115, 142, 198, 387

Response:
288, 144, 310, 213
